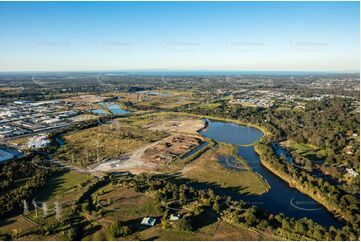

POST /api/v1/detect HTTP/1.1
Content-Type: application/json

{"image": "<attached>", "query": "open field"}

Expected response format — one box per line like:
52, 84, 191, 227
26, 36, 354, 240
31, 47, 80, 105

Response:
133, 219, 278, 241
55, 123, 167, 167
94, 186, 160, 222
0, 215, 39, 238
35, 170, 92, 201
138, 96, 196, 109
182, 144, 270, 195
81, 185, 162, 240
135, 90, 198, 109
283, 140, 326, 158
92, 115, 206, 174
122, 113, 205, 132
148, 119, 205, 134
197, 103, 222, 109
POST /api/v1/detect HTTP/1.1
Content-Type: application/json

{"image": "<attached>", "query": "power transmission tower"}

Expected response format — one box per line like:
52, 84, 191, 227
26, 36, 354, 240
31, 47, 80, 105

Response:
23, 200, 29, 215
54, 201, 62, 221
96, 142, 100, 163
42, 202, 48, 217
85, 150, 89, 164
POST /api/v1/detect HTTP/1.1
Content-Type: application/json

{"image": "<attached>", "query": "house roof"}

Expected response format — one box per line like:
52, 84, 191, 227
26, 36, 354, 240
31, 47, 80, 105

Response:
141, 217, 156, 226
170, 214, 180, 221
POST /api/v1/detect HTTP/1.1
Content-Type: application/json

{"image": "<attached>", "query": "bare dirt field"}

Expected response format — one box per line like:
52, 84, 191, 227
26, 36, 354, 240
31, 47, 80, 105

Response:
148, 119, 205, 134
142, 135, 202, 163
63, 94, 108, 103
92, 119, 206, 174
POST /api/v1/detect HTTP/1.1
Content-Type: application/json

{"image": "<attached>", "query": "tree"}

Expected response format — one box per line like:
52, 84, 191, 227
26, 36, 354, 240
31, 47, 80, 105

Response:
172, 218, 192, 232
212, 201, 220, 212
295, 222, 305, 234
244, 208, 257, 226
313, 228, 323, 240
281, 219, 291, 231
110, 220, 132, 238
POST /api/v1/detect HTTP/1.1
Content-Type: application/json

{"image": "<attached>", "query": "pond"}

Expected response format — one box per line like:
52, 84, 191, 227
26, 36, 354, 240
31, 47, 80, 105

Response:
199, 120, 343, 228
91, 103, 129, 116
91, 109, 109, 115
107, 104, 129, 115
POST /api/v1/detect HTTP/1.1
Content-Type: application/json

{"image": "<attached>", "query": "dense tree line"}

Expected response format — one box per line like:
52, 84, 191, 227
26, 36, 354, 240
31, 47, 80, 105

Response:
0, 160, 55, 216
255, 138, 359, 236
0, 155, 37, 191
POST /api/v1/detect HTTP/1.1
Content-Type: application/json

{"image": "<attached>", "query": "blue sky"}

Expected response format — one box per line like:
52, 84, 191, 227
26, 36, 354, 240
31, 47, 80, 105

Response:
0, 1, 359, 72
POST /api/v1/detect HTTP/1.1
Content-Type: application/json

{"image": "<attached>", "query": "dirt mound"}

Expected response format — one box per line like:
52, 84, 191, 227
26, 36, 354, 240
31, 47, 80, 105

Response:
142, 135, 202, 163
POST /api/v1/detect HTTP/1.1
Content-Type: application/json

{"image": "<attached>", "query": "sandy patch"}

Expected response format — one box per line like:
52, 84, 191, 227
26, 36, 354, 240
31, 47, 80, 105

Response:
148, 119, 205, 134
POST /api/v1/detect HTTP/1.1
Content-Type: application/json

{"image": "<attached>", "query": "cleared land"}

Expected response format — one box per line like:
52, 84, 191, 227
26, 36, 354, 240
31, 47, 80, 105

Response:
142, 135, 203, 164
55, 123, 167, 167
92, 117, 205, 174
148, 119, 205, 134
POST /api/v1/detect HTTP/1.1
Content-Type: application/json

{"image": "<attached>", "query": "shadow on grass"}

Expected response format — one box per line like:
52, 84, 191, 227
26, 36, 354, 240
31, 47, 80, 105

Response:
0, 217, 16, 228
189, 208, 218, 231
159, 173, 251, 197
35, 170, 71, 201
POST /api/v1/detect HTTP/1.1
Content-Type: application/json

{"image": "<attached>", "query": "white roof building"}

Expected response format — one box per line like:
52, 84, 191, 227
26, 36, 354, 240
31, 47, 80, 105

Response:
28, 134, 51, 149
169, 214, 180, 221
141, 217, 156, 226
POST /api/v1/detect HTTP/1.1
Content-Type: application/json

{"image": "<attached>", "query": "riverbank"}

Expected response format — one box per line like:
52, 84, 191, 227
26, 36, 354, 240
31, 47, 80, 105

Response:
254, 143, 345, 223
177, 111, 346, 224
182, 143, 270, 195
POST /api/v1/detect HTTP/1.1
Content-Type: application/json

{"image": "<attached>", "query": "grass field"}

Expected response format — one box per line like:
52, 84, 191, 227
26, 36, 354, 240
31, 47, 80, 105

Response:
35, 170, 92, 201
95, 185, 160, 222
55, 122, 167, 166
138, 95, 197, 109
196, 103, 222, 109
82, 185, 162, 240
284, 140, 326, 158
182, 144, 269, 195
124, 219, 278, 241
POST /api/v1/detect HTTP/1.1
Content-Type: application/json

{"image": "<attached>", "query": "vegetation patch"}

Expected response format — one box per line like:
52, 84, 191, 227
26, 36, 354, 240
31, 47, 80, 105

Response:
182, 144, 270, 195
284, 140, 326, 158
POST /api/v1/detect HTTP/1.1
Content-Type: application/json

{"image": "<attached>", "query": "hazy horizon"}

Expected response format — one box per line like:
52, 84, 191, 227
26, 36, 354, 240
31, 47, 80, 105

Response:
0, 1, 359, 72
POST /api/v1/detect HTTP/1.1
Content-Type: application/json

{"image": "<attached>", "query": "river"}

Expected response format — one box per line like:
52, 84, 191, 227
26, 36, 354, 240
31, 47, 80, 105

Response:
199, 119, 343, 228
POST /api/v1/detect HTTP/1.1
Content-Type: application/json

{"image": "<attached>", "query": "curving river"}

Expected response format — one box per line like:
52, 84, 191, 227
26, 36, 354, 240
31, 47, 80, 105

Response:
199, 119, 343, 228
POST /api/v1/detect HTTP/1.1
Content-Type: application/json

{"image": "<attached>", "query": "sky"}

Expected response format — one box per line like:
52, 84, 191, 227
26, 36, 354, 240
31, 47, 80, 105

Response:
0, 1, 359, 72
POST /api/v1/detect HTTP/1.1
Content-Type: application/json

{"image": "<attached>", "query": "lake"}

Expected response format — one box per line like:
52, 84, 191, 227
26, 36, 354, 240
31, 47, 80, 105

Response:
199, 120, 343, 228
